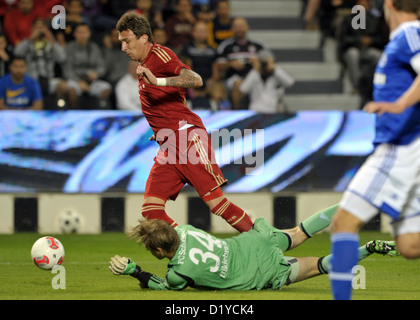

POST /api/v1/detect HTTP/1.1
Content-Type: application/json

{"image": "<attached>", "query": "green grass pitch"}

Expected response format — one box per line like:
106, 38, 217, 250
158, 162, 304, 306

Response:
1, 231, 420, 301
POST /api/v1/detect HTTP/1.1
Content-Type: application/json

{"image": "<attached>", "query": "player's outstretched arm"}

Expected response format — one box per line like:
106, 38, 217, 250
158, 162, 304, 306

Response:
363, 101, 404, 115
109, 255, 165, 289
109, 255, 187, 290
364, 74, 420, 115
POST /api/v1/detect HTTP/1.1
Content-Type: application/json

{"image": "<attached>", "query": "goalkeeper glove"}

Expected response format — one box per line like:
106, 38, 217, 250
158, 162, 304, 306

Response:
109, 255, 138, 275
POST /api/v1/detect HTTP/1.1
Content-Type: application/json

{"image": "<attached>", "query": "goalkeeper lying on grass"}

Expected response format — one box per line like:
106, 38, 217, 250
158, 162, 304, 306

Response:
109, 204, 399, 290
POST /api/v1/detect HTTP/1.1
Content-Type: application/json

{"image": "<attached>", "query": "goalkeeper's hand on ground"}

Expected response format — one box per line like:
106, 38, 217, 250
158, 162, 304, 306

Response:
109, 255, 138, 275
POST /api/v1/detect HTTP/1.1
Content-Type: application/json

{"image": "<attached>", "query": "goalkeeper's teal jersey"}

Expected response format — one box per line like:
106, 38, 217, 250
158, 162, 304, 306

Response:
146, 218, 292, 291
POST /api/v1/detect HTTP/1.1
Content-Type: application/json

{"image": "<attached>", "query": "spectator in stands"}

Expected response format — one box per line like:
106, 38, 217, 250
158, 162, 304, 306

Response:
302, 0, 321, 30
164, 0, 196, 53
0, 33, 13, 78
63, 23, 112, 109
338, 0, 386, 99
318, 0, 356, 41
101, 0, 136, 22
159, 0, 178, 22
132, 0, 165, 30
153, 28, 168, 46
103, 27, 130, 86
103, 0, 165, 25
80, 0, 117, 32
103, 27, 131, 108
216, 17, 267, 109
179, 20, 219, 107
55, 0, 91, 47
0, 0, 17, 24
3, 0, 42, 46
239, 49, 295, 113
14, 19, 68, 105
2, 0, 64, 45
208, 80, 231, 111
190, 0, 217, 22
36, 0, 66, 19
115, 60, 142, 111
0, 56, 43, 110
207, 0, 234, 49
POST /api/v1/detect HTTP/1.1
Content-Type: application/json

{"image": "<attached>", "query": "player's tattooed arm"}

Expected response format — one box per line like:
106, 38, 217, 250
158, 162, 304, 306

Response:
137, 65, 203, 88
166, 68, 203, 88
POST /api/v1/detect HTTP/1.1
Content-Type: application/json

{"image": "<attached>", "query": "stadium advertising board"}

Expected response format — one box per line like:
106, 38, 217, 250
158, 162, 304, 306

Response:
0, 110, 374, 193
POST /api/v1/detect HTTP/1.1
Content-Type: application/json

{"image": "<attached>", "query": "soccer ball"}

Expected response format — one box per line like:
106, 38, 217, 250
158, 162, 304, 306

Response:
31, 236, 65, 270
58, 209, 82, 234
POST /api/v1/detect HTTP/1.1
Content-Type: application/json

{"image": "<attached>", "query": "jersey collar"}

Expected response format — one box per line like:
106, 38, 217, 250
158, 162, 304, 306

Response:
390, 20, 420, 40
140, 42, 157, 65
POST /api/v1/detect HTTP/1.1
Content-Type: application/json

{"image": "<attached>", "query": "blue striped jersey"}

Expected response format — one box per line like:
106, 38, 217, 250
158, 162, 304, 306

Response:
372, 20, 420, 146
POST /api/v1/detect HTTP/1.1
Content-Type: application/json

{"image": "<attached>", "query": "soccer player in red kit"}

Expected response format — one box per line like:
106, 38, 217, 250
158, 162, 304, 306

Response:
116, 12, 253, 232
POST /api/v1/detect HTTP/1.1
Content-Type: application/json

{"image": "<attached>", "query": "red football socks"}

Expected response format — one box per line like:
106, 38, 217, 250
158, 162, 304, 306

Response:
141, 203, 178, 227
141, 199, 254, 232
211, 198, 253, 232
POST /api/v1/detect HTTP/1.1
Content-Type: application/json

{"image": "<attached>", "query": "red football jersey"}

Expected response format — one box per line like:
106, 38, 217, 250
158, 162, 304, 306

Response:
138, 43, 206, 140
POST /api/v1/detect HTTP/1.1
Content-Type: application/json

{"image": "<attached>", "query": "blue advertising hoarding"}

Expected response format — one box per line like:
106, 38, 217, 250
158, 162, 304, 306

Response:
0, 110, 374, 193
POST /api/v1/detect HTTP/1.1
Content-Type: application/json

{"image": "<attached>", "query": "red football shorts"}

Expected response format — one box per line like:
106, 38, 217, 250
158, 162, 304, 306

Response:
144, 126, 227, 201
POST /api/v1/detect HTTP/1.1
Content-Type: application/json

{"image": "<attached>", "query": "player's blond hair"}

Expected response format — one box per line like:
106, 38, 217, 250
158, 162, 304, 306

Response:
116, 11, 154, 43
128, 219, 180, 253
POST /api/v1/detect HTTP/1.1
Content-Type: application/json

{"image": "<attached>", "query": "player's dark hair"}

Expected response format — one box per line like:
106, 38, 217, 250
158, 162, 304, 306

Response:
392, 0, 420, 13
116, 12, 153, 43
129, 219, 180, 253
10, 55, 26, 64
66, 0, 82, 5
217, 0, 230, 6
74, 22, 91, 32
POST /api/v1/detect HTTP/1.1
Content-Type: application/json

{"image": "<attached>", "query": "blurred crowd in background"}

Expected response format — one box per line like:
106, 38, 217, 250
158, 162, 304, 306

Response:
0, 0, 395, 112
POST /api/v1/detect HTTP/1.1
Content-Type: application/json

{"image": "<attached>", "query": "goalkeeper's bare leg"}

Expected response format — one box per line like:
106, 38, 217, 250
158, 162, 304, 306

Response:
280, 204, 339, 250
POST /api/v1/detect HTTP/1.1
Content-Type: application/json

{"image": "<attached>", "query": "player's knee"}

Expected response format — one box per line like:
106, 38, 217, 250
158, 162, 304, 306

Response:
331, 208, 363, 233
202, 188, 225, 211
398, 247, 420, 259
396, 240, 420, 259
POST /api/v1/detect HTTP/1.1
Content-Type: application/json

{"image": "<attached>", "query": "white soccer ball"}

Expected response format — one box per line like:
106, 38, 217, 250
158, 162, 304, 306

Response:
31, 236, 65, 270
58, 209, 82, 234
